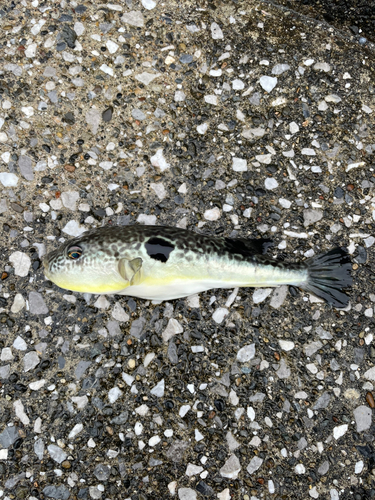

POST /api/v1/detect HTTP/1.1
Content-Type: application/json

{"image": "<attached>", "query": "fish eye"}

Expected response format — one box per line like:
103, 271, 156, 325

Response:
67, 245, 83, 260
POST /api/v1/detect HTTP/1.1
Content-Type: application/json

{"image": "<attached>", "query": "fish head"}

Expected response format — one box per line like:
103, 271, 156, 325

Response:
43, 232, 128, 294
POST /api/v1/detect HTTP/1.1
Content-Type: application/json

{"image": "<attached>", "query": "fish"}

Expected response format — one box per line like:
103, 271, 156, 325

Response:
43, 225, 352, 307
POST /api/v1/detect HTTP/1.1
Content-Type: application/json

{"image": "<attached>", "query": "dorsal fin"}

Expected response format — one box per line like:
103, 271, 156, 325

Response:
224, 237, 273, 256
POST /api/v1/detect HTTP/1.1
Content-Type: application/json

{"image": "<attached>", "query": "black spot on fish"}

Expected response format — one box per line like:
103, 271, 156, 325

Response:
145, 237, 175, 263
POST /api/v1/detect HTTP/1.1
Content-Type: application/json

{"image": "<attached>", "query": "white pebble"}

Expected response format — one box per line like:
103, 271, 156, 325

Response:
232, 157, 247, 172
232, 79, 244, 90
9, 251, 31, 277
150, 379, 164, 397
137, 214, 157, 225
279, 340, 295, 351
259, 76, 277, 92
211, 22, 223, 39
253, 288, 273, 304
212, 307, 228, 324
204, 207, 221, 221
13, 336, 27, 351
237, 344, 255, 362
106, 40, 119, 54
197, 123, 208, 135
295, 464, 305, 474
0, 172, 18, 187
265, 178, 278, 190
11, 293, 25, 313
333, 424, 348, 440
148, 435, 161, 447
68, 423, 83, 439
205, 93, 219, 105
62, 220, 86, 237
108, 386, 122, 403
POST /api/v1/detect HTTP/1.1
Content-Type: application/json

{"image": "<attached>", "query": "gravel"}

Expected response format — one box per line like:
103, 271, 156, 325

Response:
0, 0, 374, 498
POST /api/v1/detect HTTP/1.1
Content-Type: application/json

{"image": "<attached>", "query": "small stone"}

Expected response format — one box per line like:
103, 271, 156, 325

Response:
29, 292, 49, 314
135, 72, 161, 85
204, 207, 221, 221
0, 172, 18, 187
1, 347, 13, 361
247, 456, 263, 475
18, 155, 34, 181
264, 178, 278, 190
366, 392, 375, 408
137, 214, 157, 225
211, 22, 223, 40
121, 10, 144, 27
13, 336, 27, 351
85, 108, 102, 134
23, 351, 40, 372
253, 288, 273, 303
162, 318, 183, 342
353, 405, 372, 432
210, 307, 228, 324
314, 62, 331, 72
279, 340, 295, 351
132, 108, 146, 121
108, 386, 122, 403
303, 209, 323, 227
272, 64, 290, 74
150, 182, 167, 200
270, 286, 288, 308
34, 438, 45, 460
237, 344, 255, 362
318, 460, 329, 475
220, 454, 241, 479
61, 191, 79, 211
333, 424, 348, 440
259, 76, 277, 92
14, 399, 30, 425
364, 367, 375, 381
295, 464, 305, 474
94, 464, 111, 481
9, 251, 31, 277
232, 157, 247, 172
48, 444, 68, 464
174, 90, 186, 102
62, 220, 86, 237
151, 379, 165, 397
11, 293, 25, 313
68, 423, 83, 439
313, 392, 331, 410
112, 303, 129, 322
197, 122, 209, 134
130, 317, 147, 339
150, 149, 170, 171
276, 358, 291, 379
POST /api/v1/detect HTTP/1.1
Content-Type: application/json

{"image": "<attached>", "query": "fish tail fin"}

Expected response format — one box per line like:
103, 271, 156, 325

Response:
299, 248, 352, 307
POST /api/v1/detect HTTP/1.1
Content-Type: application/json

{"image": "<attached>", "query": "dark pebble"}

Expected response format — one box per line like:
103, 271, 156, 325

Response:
102, 106, 113, 122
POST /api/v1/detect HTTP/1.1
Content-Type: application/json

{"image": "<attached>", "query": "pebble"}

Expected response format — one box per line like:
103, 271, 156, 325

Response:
9, 251, 31, 277
48, 444, 68, 464
353, 405, 372, 432
211, 22, 223, 40
162, 318, 183, 342
259, 76, 277, 92
150, 379, 165, 397
204, 207, 221, 221
253, 288, 273, 303
11, 293, 25, 313
333, 424, 348, 440
220, 454, 241, 479
264, 177, 278, 190
23, 351, 40, 372
29, 291, 49, 314
232, 157, 247, 172
247, 456, 263, 474
237, 344, 255, 362
0, 173, 19, 187
212, 307, 229, 324
62, 220, 86, 237
13, 336, 27, 351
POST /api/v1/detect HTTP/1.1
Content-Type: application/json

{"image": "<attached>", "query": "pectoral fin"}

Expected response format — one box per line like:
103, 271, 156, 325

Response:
118, 257, 143, 286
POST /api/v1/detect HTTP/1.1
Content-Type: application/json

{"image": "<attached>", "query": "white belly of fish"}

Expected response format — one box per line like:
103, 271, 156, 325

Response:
118, 279, 236, 300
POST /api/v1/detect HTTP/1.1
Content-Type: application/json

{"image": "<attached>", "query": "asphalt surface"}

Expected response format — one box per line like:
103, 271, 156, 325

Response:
0, 1, 374, 499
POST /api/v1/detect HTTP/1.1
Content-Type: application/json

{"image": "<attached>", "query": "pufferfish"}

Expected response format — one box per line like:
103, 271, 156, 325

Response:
43, 225, 352, 307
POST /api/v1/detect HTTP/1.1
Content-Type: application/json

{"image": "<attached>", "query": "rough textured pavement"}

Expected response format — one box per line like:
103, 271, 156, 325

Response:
0, 1, 375, 499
